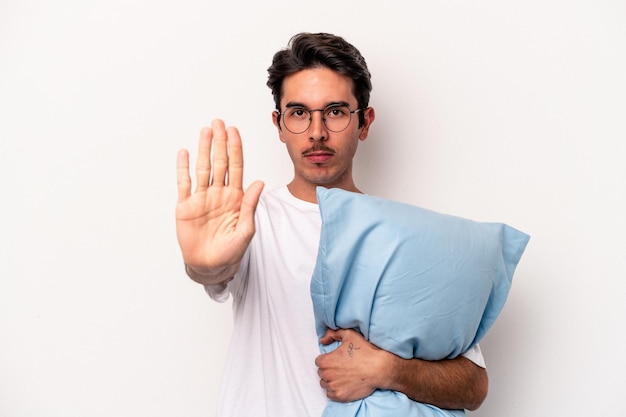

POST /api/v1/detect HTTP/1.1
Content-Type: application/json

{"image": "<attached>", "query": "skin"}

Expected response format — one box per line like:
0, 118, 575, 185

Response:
271, 67, 375, 203
316, 329, 488, 411
175, 67, 487, 410
175, 120, 264, 284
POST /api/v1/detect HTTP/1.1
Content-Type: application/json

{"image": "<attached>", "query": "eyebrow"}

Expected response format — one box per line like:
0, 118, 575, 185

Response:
284, 101, 351, 109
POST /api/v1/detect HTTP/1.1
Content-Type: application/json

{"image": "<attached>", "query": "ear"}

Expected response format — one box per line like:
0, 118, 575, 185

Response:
272, 110, 286, 143
358, 107, 376, 141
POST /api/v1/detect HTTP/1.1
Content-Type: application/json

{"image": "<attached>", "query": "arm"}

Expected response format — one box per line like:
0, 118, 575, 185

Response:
315, 329, 488, 411
176, 119, 264, 286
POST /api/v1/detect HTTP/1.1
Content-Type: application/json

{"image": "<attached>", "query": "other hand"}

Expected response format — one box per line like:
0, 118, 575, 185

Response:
315, 328, 388, 403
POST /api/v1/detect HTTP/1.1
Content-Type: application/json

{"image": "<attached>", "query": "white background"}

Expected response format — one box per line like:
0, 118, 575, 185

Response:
1, 1, 625, 416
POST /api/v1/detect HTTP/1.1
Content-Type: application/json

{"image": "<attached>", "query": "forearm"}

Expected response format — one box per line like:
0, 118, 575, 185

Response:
316, 329, 488, 410
184, 263, 239, 286
380, 354, 488, 411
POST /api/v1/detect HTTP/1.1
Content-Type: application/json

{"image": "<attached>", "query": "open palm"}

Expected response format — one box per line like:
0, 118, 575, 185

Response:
176, 119, 264, 273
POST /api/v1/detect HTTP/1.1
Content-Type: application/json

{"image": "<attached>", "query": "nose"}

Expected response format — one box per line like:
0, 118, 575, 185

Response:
309, 110, 328, 142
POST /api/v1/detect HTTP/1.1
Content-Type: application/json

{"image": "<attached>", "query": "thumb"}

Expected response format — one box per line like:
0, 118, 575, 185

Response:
320, 328, 343, 345
242, 181, 264, 210
238, 181, 264, 232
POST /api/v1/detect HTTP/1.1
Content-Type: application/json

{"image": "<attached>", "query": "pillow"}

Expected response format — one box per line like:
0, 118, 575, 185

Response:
310, 187, 530, 417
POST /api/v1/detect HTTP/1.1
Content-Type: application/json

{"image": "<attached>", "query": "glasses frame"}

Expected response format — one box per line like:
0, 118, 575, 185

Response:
279, 104, 364, 134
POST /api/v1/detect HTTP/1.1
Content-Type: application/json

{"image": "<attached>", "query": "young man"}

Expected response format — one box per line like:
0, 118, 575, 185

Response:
175, 33, 488, 417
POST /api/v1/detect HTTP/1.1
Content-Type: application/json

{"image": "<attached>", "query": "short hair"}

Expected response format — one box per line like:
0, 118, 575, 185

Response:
267, 32, 372, 127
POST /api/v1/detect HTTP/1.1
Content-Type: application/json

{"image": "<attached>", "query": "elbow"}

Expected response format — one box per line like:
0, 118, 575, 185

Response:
466, 367, 489, 411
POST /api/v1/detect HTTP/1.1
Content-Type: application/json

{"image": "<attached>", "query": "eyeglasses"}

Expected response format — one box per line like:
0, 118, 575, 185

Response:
279, 104, 363, 134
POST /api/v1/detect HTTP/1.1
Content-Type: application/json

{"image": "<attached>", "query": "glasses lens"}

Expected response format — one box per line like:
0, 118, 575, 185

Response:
323, 105, 351, 132
283, 107, 310, 134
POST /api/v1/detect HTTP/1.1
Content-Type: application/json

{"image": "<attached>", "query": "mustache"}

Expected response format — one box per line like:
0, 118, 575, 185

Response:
302, 145, 336, 155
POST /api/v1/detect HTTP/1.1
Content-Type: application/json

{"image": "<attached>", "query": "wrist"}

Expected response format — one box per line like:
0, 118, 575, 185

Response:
375, 348, 407, 392
185, 263, 237, 286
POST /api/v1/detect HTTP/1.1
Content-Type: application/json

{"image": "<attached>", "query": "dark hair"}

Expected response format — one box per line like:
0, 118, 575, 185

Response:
267, 32, 372, 127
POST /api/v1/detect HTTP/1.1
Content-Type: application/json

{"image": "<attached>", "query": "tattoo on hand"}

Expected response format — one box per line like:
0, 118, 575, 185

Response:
347, 342, 360, 357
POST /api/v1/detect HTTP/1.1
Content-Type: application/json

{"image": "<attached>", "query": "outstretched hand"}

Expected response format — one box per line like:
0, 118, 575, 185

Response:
176, 119, 264, 277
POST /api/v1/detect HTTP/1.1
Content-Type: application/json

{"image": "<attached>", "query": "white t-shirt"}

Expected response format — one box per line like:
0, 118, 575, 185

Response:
206, 186, 484, 417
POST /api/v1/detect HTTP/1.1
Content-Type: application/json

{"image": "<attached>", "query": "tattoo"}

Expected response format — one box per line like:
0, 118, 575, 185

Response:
347, 342, 360, 357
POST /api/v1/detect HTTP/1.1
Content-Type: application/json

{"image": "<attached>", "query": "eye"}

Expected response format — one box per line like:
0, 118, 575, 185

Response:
325, 106, 349, 119
286, 108, 309, 120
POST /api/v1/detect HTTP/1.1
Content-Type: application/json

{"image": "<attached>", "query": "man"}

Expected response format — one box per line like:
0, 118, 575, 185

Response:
175, 32, 488, 417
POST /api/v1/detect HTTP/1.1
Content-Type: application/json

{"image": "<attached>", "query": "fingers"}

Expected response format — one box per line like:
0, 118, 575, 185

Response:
176, 149, 192, 202
226, 126, 244, 190
210, 119, 228, 187
195, 127, 212, 193
190, 119, 247, 194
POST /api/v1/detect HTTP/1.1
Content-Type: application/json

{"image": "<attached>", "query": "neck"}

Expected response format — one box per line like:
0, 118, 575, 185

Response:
287, 181, 361, 203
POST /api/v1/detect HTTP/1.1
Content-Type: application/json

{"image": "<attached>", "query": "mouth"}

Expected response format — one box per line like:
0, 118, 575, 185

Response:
303, 146, 335, 164
302, 146, 335, 163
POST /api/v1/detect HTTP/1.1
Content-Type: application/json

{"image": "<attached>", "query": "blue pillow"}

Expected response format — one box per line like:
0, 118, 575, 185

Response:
310, 187, 530, 417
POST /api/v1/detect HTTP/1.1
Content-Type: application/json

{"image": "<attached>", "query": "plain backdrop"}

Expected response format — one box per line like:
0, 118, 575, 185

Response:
1, 1, 625, 416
